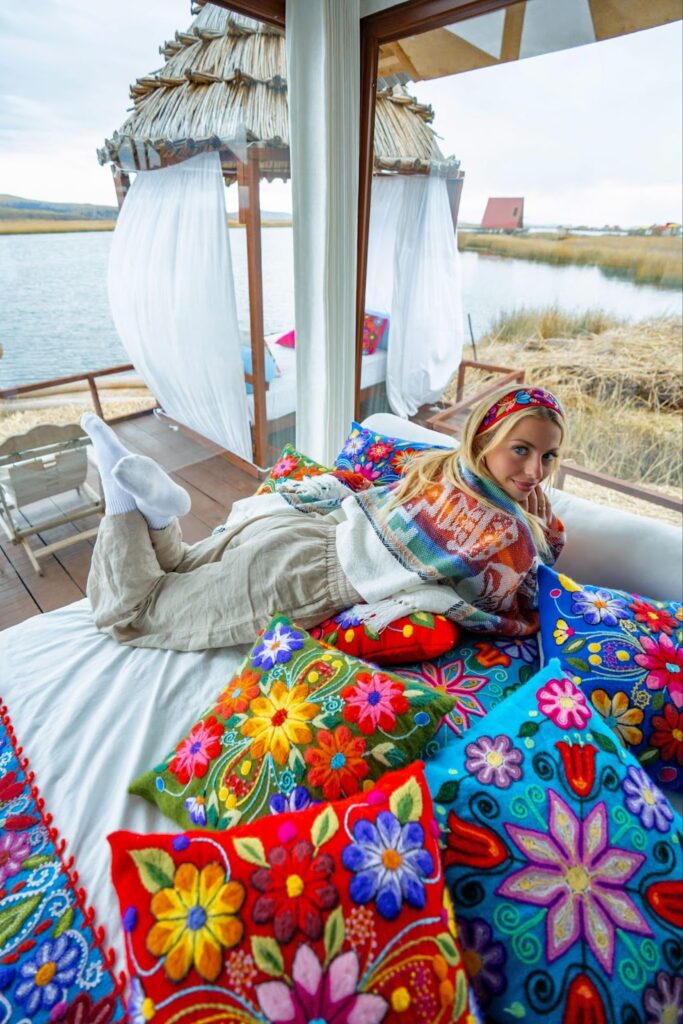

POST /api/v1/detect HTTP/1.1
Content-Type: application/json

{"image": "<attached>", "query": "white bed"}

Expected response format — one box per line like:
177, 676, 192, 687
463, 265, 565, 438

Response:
1, 413, 681, 976
247, 342, 388, 422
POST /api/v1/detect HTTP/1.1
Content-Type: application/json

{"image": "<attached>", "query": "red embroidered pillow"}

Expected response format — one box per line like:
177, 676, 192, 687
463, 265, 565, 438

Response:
110, 764, 474, 1023
362, 313, 389, 355
275, 329, 296, 348
311, 611, 459, 665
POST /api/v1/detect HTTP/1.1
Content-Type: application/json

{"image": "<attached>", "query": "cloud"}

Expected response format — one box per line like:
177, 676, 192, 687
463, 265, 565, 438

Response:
415, 22, 682, 226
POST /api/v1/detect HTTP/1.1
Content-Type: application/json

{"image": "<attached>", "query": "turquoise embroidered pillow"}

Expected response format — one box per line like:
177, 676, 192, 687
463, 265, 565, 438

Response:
395, 631, 540, 750
130, 614, 455, 830
538, 564, 683, 792
425, 659, 683, 1023
334, 421, 448, 484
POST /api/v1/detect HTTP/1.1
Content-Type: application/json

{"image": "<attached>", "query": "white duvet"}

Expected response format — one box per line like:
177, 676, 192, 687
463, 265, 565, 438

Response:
0, 599, 248, 970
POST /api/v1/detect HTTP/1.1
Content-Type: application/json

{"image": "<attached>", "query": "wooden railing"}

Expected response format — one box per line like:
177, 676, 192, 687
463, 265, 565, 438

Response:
0, 364, 157, 423
424, 359, 681, 517
556, 460, 682, 514
426, 359, 526, 431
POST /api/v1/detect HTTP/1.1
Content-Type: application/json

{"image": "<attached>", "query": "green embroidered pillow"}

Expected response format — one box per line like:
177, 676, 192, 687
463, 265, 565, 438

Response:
130, 614, 454, 830
255, 444, 330, 495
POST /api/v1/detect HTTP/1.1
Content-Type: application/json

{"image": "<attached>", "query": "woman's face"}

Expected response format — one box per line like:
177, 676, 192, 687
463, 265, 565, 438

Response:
482, 414, 562, 502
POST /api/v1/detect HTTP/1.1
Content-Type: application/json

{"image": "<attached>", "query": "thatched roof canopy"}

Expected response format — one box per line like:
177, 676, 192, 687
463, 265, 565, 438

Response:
97, 3, 460, 179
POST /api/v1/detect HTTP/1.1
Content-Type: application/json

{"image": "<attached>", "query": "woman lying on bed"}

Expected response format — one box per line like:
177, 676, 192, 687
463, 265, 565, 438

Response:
81, 384, 566, 651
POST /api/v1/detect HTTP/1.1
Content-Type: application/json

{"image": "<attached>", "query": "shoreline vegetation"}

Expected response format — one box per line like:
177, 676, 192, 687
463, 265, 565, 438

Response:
0, 217, 292, 235
458, 231, 683, 288
443, 309, 682, 526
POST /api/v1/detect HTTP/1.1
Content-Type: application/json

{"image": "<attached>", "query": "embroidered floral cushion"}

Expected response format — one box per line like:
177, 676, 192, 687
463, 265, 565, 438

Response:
111, 764, 476, 1024
538, 565, 683, 793
425, 659, 683, 1024
275, 328, 296, 348
362, 313, 389, 355
310, 610, 459, 666
255, 444, 330, 494
334, 422, 448, 484
130, 614, 455, 830
0, 706, 126, 1022
396, 631, 540, 750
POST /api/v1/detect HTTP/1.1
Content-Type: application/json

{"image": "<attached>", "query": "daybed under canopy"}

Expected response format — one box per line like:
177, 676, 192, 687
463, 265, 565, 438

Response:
98, 3, 465, 465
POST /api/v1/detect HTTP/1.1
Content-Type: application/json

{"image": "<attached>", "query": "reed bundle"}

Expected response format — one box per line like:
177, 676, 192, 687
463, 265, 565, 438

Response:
446, 312, 683, 490
100, 3, 446, 173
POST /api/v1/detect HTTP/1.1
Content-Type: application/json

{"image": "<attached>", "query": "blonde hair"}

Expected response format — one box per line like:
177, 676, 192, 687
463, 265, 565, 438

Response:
390, 384, 565, 555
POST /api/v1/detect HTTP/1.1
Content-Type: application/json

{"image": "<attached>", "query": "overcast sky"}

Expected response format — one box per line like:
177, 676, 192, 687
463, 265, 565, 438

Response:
0, 2, 680, 227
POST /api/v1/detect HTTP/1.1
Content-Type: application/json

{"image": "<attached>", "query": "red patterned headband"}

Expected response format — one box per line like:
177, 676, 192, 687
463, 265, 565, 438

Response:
477, 387, 564, 434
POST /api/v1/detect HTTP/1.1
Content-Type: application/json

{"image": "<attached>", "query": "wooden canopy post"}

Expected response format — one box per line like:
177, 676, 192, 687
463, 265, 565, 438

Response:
237, 148, 268, 467
111, 166, 131, 209
446, 171, 465, 232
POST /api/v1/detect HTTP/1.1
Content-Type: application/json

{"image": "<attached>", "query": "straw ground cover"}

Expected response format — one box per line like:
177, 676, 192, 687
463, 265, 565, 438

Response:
0, 396, 157, 442
444, 311, 682, 526
458, 233, 683, 288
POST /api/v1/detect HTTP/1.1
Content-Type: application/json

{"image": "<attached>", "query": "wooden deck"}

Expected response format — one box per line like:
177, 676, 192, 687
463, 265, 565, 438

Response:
0, 413, 258, 632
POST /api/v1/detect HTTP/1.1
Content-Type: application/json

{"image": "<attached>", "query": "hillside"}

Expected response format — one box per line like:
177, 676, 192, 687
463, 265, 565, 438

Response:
0, 194, 293, 224
0, 194, 118, 221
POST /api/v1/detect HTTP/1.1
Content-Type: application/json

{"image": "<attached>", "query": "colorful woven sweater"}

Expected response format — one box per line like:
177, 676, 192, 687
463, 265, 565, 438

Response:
335, 466, 565, 637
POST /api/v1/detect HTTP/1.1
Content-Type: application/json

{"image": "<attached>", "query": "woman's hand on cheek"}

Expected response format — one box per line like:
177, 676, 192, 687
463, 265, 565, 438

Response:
525, 485, 552, 524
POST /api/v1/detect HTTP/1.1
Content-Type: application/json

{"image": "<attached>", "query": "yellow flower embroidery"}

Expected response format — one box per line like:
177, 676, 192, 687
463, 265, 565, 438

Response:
241, 680, 320, 765
147, 862, 245, 981
553, 619, 574, 646
590, 689, 644, 747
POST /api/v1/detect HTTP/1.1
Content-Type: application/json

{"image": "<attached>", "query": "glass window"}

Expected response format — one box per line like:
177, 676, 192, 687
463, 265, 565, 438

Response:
359, 0, 682, 519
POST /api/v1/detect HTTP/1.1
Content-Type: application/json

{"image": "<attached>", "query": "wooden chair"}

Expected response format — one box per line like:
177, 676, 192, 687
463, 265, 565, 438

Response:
0, 423, 104, 574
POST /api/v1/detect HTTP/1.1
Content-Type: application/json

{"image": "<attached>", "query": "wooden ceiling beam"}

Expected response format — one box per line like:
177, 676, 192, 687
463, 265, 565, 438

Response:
206, 0, 285, 30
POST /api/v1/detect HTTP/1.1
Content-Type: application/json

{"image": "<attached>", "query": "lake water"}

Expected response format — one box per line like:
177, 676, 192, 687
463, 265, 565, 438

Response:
0, 229, 681, 388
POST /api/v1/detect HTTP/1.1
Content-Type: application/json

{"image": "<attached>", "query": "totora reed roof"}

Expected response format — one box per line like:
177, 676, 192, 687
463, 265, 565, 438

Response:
97, 2, 460, 179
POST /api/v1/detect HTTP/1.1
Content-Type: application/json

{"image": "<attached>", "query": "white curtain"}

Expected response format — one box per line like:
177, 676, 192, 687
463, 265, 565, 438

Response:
366, 174, 464, 418
107, 151, 252, 460
286, 0, 360, 464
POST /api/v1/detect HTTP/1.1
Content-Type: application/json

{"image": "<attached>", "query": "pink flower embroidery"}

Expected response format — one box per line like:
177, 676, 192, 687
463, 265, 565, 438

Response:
0, 831, 31, 885
498, 791, 651, 975
168, 717, 223, 784
402, 659, 487, 736
536, 677, 591, 729
634, 633, 683, 708
352, 461, 382, 481
270, 454, 299, 479
256, 945, 387, 1024
342, 672, 409, 734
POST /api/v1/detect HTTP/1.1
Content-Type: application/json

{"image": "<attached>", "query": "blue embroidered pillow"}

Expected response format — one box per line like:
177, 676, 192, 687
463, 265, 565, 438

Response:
425, 659, 683, 1024
334, 421, 448, 484
0, 706, 125, 1021
395, 631, 540, 751
538, 564, 683, 792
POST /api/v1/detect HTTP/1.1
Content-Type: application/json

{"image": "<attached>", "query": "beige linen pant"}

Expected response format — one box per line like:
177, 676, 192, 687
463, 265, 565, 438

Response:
87, 511, 360, 651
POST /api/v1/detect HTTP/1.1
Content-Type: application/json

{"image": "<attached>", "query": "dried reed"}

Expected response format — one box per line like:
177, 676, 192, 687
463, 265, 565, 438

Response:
459, 233, 683, 288
446, 313, 683, 490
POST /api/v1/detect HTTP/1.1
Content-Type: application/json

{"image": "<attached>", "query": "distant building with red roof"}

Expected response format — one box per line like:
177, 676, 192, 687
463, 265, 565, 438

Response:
481, 197, 524, 231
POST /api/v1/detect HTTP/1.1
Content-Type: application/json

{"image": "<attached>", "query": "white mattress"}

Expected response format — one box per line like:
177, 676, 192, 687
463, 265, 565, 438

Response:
0, 599, 247, 969
2, 413, 681, 984
247, 343, 387, 422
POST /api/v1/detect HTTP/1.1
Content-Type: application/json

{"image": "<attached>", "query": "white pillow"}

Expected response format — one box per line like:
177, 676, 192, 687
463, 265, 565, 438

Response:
361, 414, 682, 602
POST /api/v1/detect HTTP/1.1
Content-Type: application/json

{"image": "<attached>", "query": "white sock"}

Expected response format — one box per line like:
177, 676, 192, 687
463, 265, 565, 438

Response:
112, 454, 191, 529
80, 412, 136, 515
